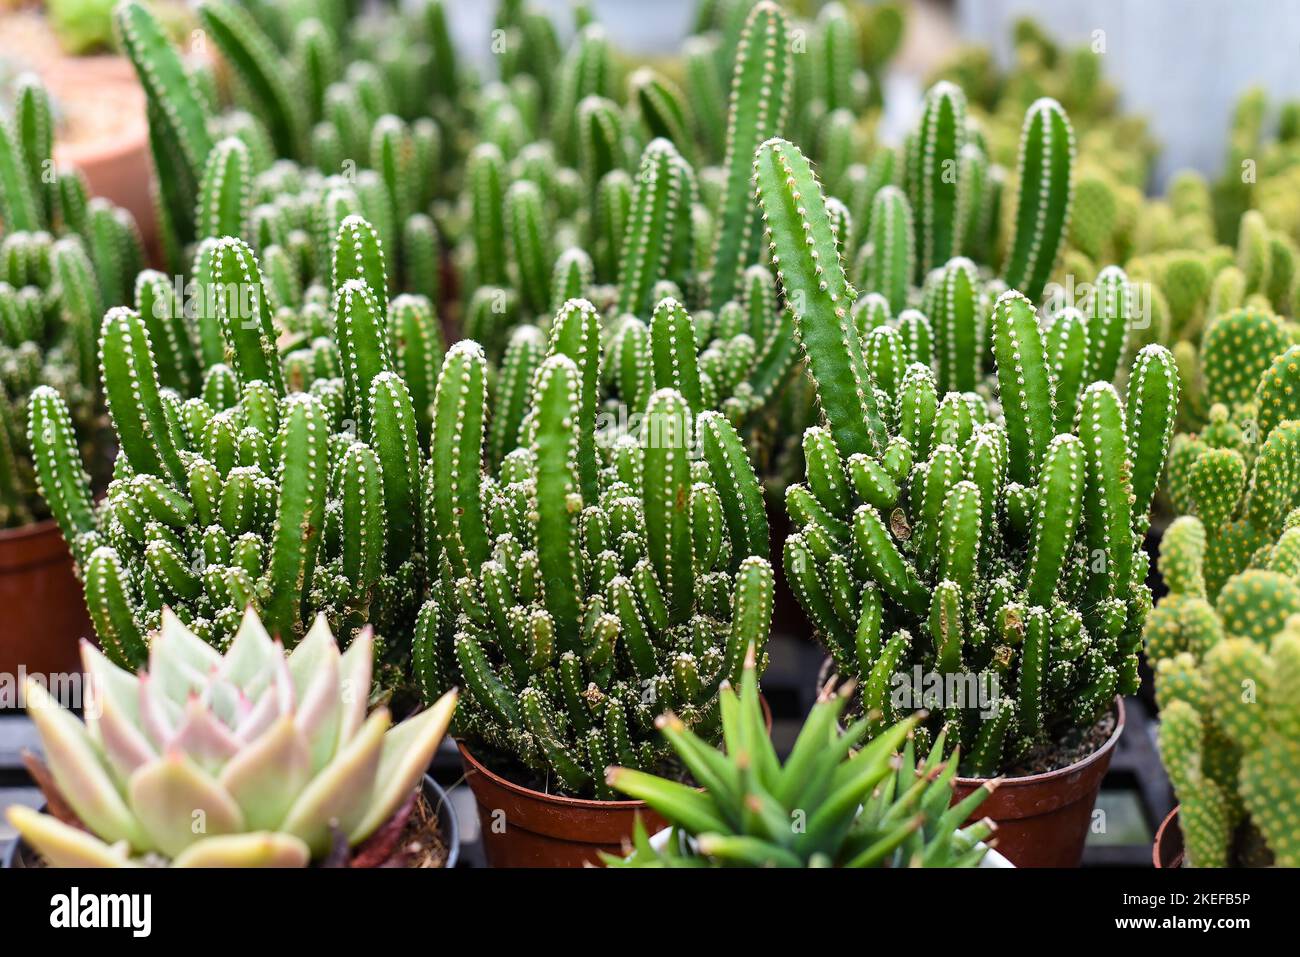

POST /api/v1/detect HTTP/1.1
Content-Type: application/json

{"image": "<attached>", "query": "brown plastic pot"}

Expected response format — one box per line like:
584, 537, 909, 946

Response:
950, 697, 1125, 868
458, 740, 665, 868
459, 696, 773, 868
0, 519, 93, 683
1152, 806, 1183, 868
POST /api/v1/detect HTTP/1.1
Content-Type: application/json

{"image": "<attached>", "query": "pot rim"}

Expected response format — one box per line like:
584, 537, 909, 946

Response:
457, 738, 650, 811
455, 694, 774, 812
1152, 804, 1181, 869
3, 773, 457, 868
817, 652, 1127, 788
54, 114, 150, 167
0, 516, 61, 545
956, 696, 1126, 788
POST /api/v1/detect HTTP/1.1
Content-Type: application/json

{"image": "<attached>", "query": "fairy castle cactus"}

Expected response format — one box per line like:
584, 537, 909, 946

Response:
6, 608, 457, 867
415, 314, 775, 798
757, 136, 1177, 775
1147, 515, 1300, 867
0, 74, 142, 528
29, 220, 429, 681
707, 0, 791, 309
606, 652, 994, 868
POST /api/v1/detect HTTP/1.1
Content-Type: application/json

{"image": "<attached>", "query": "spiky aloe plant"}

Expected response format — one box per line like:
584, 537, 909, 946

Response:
29, 223, 427, 682
605, 652, 995, 868
0, 75, 143, 528
5, 608, 457, 867
757, 136, 1178, 775
1147, 515, 1300, 867
415, 319, 775, 798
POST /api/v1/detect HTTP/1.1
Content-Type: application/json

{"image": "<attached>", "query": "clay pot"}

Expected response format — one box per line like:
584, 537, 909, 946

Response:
458, 741, 663, 868
1152, 806, 1183, 869
459, 696, 773, 868
951, 697, 1125, 868
0, 519, 92, 684
3, 775, 460, 868
50, 59, 154, 254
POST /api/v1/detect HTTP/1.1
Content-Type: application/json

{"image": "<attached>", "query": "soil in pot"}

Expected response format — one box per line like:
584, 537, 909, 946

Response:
951, 698, 1125, 868
0, 519, 93, 686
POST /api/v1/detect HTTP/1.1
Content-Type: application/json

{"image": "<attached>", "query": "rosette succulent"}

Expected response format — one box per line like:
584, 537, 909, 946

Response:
6, 608, 457, 867
605, 652, 995, 868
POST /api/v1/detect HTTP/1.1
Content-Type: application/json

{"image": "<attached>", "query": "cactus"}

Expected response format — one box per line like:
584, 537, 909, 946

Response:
30, 219, 428, 679
762, 136, 1176, 775
707, 0, 791, 309
1165, 315, 1300, 597
1002, 98, 1076, 302
0, 77, 141, 528
420, 319, 775, 798
605, 654, 994, 867
1148, 515, 1300, 867
5, 609, 457, 867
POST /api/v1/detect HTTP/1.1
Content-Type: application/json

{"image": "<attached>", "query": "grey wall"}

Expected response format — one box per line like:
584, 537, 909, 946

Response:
956, 0, 1300, 189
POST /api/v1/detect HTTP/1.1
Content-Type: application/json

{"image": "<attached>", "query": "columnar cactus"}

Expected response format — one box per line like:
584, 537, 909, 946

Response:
417, 318, 775, 798
29, 222, 428, 682
0, 76, 141, 528
606, 652, 995, 868
757, 136, 1177, 775
5, 608, 457, 867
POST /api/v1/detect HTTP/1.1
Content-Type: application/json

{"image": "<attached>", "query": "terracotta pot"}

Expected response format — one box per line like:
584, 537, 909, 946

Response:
1152, 806, 1183, 869
3, 775, 459, 868
459, 696, 773, 868
0, 519, 92, 684
951, 697, 1125, 868
48, 58, 155, 255
458, 740, 663, 868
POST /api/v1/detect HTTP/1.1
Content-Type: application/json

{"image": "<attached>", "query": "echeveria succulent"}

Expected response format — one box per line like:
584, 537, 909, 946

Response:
6, 608, 457, 867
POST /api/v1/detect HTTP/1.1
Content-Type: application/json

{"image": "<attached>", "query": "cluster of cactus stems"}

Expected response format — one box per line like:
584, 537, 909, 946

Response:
1147, 337, 1300, 866
758, 134, 1180, 776
605, 654, 994, 867
0, 75, 144, 528
6, 608, 458, 867
415, 315, 776, 798
30, 218, 436, 681
1164, 315, 1300, 597
1148, 515, 1300, 867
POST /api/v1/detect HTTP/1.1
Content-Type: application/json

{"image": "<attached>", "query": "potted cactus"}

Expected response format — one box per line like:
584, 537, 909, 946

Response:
4, 607, 459, 867
604, 650, 1005, 868
28, 218, 440, 696
1146, 337, 1300, 867
1, 73, 143, 681
757, 93, 1180, 865
419, 318, 777, 866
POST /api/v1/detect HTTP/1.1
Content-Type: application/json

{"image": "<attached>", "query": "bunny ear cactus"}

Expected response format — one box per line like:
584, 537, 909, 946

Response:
1166, 336, 1300, 598
1148, 514, 1300, 867
420, 326, 774, 798
760, 136, 1177, 775
605, 656, 995, 868
5, 609, 457, 867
